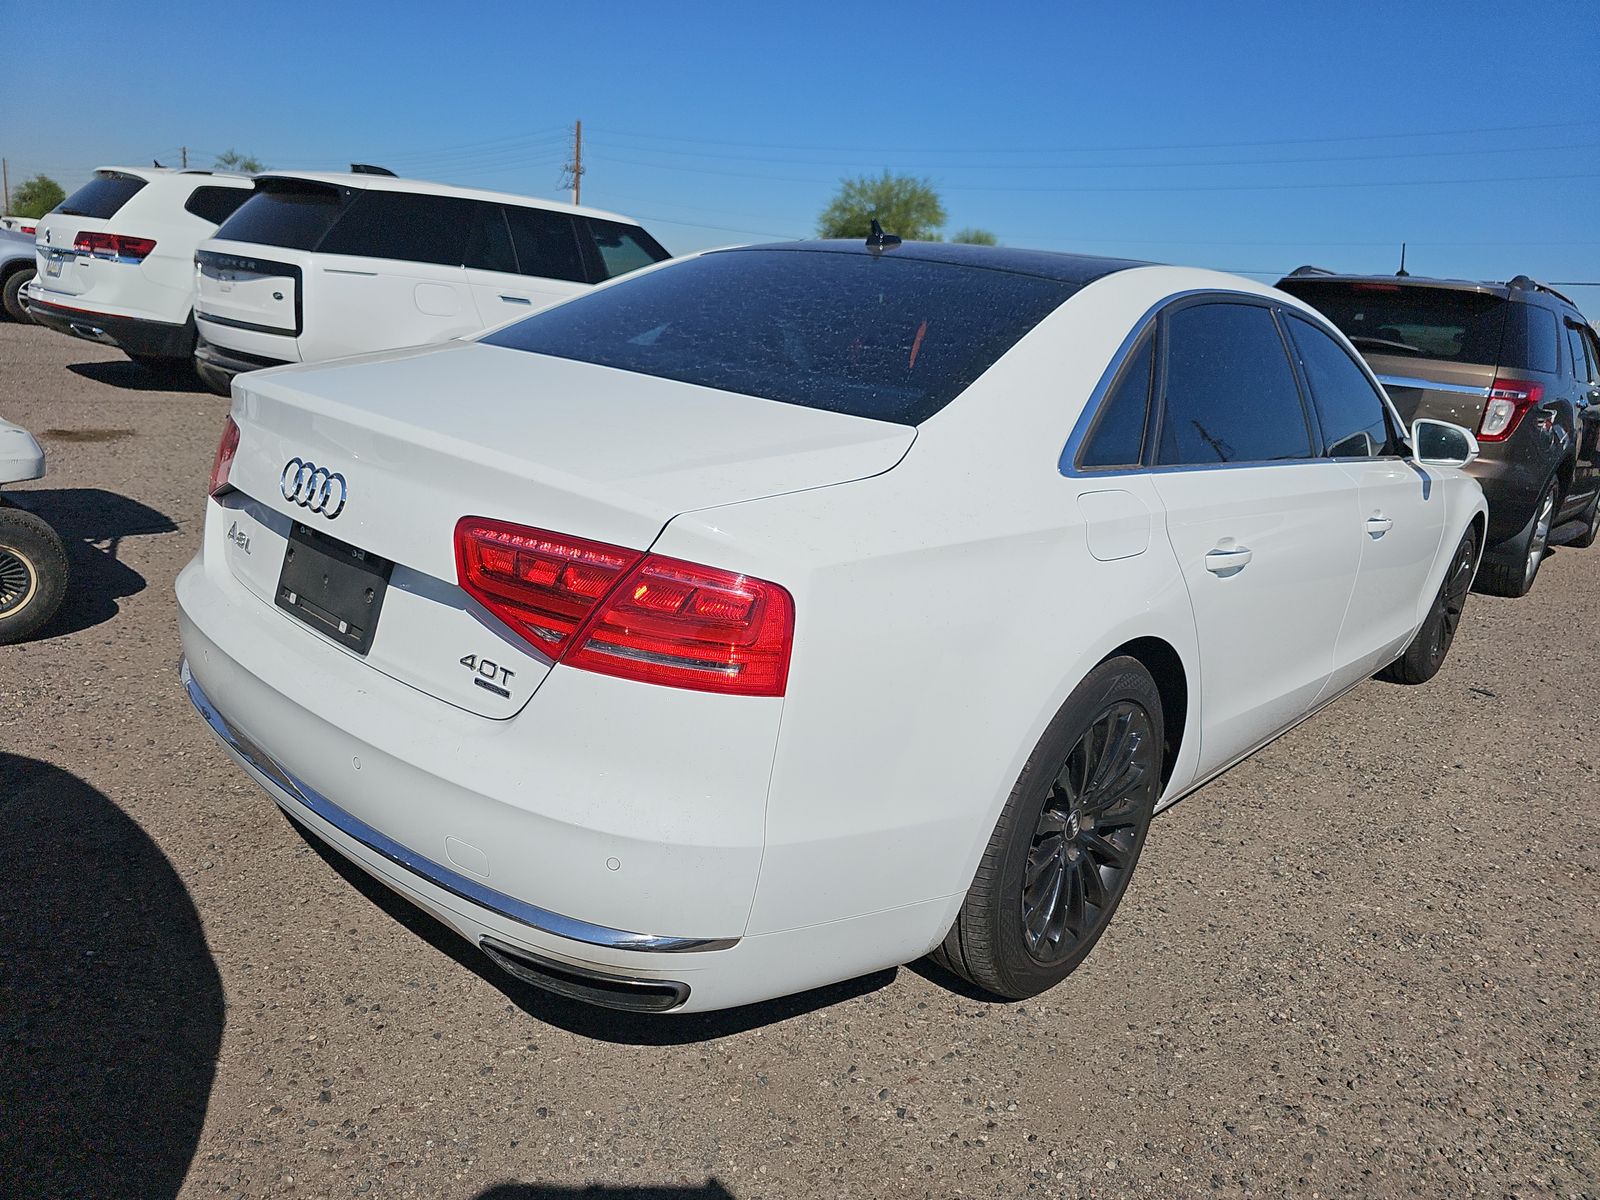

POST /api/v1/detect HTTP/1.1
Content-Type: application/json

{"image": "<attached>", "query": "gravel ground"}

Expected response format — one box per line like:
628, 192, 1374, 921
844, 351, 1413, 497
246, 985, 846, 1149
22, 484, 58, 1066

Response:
1, 319, 1595, 1200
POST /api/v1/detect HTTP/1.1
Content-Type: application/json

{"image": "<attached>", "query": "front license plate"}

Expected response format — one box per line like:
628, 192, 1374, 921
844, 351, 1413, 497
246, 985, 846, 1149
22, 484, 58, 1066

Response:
275, 523, 392, 655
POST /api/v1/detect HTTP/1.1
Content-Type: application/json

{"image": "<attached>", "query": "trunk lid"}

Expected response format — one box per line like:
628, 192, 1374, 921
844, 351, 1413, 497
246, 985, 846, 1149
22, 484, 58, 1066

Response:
196, 246, 304, 340
33, 170, 149, 299
219, 340, 915, 717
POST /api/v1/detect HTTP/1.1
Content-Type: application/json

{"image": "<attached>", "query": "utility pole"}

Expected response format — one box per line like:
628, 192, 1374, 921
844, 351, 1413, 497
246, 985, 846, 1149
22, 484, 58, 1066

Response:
2, 158, 9, 215
181, 146, 188, 169
560, 120, 584, 206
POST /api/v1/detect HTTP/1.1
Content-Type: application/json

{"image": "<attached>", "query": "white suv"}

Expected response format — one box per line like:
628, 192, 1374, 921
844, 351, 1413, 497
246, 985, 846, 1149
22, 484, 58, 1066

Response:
28, 167, 255, 373
192, 172, 670, 394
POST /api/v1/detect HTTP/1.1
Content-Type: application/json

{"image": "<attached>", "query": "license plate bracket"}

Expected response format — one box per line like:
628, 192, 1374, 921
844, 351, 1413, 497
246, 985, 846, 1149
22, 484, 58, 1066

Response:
275, 523, 392, 656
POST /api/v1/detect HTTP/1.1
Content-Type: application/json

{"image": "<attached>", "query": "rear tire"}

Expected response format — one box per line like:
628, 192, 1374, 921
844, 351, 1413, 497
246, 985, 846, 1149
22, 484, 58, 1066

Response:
0, 506, 69, 644
1476, 477, 1558, 598
1569, 488, 1600, 550
1378, 524, 1478, 685
2, 267, 34, 323
195, 359, 233, 398
933, 657, 1163, 1000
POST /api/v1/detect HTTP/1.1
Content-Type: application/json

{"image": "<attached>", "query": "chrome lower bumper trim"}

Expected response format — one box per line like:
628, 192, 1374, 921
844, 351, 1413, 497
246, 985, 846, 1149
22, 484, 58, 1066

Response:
180, 660, 739, 954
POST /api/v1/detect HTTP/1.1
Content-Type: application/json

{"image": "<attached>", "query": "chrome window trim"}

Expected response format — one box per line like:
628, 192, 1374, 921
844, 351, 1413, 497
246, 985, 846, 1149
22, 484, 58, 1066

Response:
181, 662, 739, 954
1375, 374, 1492, 399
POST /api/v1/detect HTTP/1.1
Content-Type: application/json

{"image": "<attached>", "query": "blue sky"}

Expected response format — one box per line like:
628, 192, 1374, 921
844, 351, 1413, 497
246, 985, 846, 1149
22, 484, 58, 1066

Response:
4, 0, 1597, 314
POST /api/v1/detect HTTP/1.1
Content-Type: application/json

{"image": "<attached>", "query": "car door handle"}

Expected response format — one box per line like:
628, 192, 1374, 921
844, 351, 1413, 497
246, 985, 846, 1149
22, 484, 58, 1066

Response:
1366, 515, 1394, 537
1204, 546, 1253, 575
500, 295, 532, 305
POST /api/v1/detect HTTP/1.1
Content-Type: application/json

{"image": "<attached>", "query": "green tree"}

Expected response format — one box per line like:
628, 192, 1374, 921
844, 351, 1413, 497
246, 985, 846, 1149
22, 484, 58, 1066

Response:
213, 149, 266, 173
10, 175, 65, 218
817, 171, 946, 241
950, 228, 998, 245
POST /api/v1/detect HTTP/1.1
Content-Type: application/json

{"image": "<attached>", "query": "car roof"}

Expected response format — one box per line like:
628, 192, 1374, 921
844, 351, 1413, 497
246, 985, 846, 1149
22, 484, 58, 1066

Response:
92, 166, 255, 188
717, 239, 1150, 285
250, 170, 637, 224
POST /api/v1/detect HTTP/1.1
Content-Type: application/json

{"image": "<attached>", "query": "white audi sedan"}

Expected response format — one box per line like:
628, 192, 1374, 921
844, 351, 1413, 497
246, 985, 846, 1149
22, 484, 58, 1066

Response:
177, 239, 1487, 1013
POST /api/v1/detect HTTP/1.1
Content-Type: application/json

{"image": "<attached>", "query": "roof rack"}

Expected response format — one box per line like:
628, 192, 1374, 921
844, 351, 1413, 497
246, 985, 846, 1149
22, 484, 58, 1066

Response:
1507, 275, 1579, 307
350, 163, 396, 176
1283, 264, 1335, 277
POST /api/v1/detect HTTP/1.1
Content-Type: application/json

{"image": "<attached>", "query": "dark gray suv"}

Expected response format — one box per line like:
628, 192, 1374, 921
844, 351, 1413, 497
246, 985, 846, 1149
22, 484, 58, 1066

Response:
1278, 270, 1600, 596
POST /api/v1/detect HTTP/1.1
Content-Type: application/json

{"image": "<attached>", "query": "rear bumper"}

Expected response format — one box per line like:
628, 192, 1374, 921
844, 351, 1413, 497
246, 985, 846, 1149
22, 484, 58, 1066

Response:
175, 508, 948, 1011
194, 336, 291, 380
182, 662, 734, 957
26, 296, 194, 359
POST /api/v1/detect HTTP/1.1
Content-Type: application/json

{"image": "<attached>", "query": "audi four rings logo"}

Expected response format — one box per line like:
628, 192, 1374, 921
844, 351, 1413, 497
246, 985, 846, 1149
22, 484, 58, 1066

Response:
280, 458, 347, 518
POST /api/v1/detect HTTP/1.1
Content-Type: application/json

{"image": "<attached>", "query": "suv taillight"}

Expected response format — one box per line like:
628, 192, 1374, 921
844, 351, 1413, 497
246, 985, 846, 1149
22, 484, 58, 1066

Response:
73, 232, 157, 260
1478, 377, 1545, 442
455, 517, 794, 696
209, 417, 240, 496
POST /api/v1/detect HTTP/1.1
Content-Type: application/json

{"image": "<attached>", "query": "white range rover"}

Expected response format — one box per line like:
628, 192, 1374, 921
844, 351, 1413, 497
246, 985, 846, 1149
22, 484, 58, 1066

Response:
191, 171, 669, 394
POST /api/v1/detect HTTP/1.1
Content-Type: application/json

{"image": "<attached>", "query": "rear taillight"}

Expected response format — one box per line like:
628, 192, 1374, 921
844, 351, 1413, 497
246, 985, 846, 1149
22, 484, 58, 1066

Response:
568, 554, 794, 696
455, 517, 795, 696
209, 417, 240, 496
20, 225, 35, 236
1478, 377, 1545, 442
455, 519, 643, 653
73, 232, 157, 260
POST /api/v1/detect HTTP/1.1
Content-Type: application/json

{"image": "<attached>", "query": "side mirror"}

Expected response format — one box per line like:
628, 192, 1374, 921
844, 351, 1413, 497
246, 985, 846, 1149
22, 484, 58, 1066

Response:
1411, 418, 1479, 468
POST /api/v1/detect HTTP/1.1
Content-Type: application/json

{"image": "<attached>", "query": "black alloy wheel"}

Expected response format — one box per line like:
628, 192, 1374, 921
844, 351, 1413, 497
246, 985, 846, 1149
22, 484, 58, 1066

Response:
1021, 701, 1155, 962
934, 656, 1163, 1000
1379, 524, 1478, 685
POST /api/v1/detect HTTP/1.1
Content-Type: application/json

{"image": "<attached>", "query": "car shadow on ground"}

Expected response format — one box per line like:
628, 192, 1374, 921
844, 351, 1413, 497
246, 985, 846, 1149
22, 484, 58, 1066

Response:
66, 359, 208, 393
475, 1183, 736, 1199
0, 754, 224, 1200
6, 487, 177, 639
287, 815, 897, 1045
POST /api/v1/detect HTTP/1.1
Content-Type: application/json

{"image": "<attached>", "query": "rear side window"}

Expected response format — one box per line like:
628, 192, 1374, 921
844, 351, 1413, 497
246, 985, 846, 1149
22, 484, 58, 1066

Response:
461, 202, 517, 274
483, 248, 1071, 425
1156, 302, 1312, 466
216, 181, 348, 250
184, 185, 254, 226
1504, 304, 1559, 374
1284, 314, 1396, 458
1279, 281, 1509, 365
316, 190, 475, 265
503, 205, 587, 283
581, 218, 669, 280
55, 173, 146, 219
1079, 332, 1153, 468
1564, 321, 1589, 382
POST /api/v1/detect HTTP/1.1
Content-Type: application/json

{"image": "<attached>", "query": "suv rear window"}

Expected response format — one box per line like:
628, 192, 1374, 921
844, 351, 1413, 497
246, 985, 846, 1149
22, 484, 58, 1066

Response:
483, 248, 1071, 424
1279, 281, 1509, 366
215, 180, 348, 250
55, 173, 147, 219
184, 184, 254, 226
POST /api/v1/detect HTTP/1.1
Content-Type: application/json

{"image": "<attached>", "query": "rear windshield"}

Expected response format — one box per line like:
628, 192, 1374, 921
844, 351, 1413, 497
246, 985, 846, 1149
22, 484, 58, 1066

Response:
215, 180, 348, 250
1279, 281, 1509, 366
482, 249, 1071, 424
55, 173, 147, 219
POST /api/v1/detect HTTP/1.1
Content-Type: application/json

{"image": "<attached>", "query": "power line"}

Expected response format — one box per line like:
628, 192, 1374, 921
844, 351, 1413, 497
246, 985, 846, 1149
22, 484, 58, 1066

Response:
590, 136, 1600, 172
590, 118, 1599, 156
586, 153, 1600, 194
